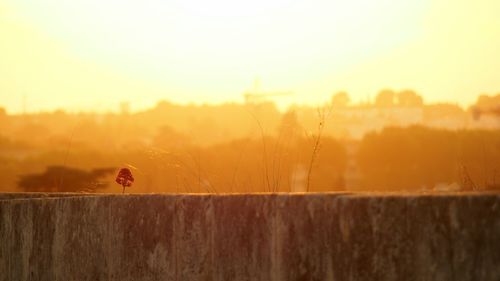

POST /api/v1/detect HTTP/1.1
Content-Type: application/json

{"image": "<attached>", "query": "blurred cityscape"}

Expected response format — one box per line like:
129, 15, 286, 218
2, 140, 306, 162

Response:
1, 90, 499, 193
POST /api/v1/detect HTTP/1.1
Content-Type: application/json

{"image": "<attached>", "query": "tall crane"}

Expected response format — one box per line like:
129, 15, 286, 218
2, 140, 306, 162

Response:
243, 78, 293, 104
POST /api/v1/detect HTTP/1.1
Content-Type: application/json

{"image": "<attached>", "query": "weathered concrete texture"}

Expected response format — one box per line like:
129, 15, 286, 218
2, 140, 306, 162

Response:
1, 195, 176, 281
1, 193, 500, 281
212, 195, 275, 280
0, 192, 97, 200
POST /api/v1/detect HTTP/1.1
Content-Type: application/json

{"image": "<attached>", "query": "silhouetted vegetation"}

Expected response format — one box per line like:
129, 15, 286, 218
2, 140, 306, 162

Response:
116, 168, 134, 193
357, 126, 500, 191
18, 166, 115, 192
0, 92, 499, 193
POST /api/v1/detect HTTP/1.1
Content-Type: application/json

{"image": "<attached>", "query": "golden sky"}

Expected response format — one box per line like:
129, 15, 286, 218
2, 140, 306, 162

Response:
1, 0, 499, 113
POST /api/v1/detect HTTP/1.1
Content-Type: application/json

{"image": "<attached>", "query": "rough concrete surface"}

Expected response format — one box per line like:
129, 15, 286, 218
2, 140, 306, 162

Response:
0, 192, 96, 200
1, 192, 499, 281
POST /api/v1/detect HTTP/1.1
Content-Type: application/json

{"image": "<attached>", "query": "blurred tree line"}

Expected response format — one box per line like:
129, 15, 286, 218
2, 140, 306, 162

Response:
0, 92, 498, 193
357, 126, 500, 191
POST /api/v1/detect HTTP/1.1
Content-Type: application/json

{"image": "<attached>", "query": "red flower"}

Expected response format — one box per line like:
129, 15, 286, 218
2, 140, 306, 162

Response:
116, 168, 134, 193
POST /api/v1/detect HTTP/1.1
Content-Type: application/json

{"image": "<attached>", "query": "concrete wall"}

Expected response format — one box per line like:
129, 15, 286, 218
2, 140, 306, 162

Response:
0, 192, 97, 200
1, 193, 499, 281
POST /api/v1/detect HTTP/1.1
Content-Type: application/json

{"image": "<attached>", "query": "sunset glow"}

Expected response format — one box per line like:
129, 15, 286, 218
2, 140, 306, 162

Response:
2, 2, 500, 277
1, 0, 500, 112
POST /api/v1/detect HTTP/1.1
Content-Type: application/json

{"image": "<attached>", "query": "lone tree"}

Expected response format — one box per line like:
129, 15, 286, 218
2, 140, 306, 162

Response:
331, 91, 350, 108
397, 90, 423, 107
375, 89, 396, 107
18, 166, 115, 192
116, 168, 134, 193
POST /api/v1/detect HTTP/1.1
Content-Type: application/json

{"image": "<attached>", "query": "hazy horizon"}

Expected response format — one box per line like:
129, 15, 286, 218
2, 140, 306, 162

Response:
0, 92, 486, 115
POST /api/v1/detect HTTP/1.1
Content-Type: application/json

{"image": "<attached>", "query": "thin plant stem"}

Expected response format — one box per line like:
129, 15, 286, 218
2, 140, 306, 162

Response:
306, 106, 331, 192
249, 111, 271, 192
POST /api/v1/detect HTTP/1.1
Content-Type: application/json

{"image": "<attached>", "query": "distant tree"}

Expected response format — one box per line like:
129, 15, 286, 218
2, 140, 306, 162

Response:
375, 89, 396, 107
357, 126, 500, 191
18, 166, 115, 192
331, 91, 350, 108
296, 135, 347, 192
397, 90, 423, 107
277, 110, 301, 138
475, 94, 500, 109
471, 94, 500, 119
